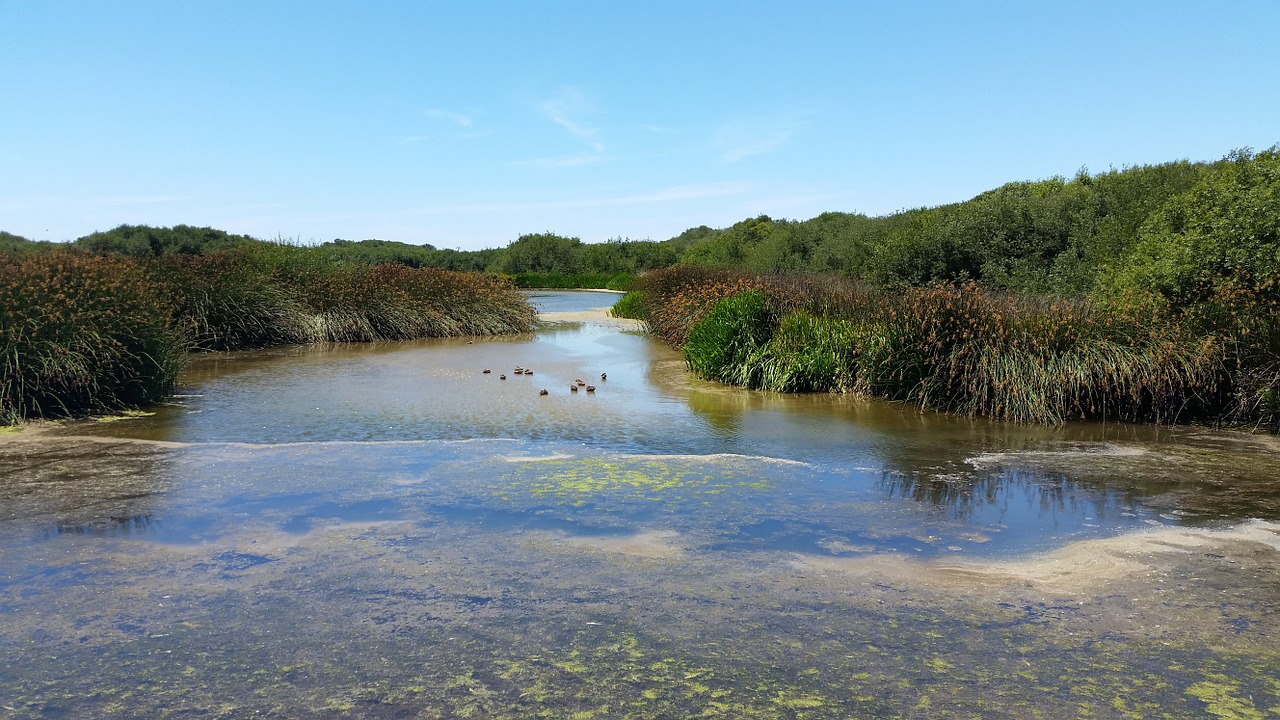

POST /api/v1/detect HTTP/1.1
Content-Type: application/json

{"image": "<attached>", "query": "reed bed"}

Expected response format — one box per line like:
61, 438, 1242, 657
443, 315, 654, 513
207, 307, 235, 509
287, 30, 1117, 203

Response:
632, 267, 1231, 425
154, 245, 537, 350
1, 247, 536, 423
1, 251, 184, 424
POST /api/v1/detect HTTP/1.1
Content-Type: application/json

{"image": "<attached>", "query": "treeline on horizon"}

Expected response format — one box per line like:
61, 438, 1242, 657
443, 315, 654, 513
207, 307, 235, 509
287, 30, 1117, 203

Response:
3, 146, 1274, 298
3, 145, 1276, 427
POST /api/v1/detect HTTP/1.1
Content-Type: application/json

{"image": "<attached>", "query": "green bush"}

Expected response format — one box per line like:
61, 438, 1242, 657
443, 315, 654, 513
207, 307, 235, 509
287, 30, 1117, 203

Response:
683, 290, 774, 385
609, 291, 646, 320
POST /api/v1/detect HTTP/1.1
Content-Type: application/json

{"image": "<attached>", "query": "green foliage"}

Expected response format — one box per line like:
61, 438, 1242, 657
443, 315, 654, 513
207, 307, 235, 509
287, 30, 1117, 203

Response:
319, 238, 439, 267
510, 272, 635, 291
683, 291, 773, 385
0, 231, 56, 255
493, 233, 584, 274
1099, 146, 1280, 428
637, 269, 1229, 425
0, 251, 185, 424
667, 155, 1229, 297
609, 291, 646, 320
76, 224, 257, 258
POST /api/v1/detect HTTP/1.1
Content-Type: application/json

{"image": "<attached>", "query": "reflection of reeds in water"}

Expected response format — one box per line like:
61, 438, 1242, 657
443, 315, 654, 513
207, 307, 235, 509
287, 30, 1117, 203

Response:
53, 512, 161, 539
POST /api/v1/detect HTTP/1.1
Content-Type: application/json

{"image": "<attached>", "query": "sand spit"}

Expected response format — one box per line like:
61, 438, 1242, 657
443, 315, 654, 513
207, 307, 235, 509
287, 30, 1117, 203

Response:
531, 529, 685, 559
794, 519, 1280, 596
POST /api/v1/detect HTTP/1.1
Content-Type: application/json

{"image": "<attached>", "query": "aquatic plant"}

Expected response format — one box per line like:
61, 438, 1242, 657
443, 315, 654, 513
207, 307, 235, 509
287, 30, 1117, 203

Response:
0, 250, 185, 424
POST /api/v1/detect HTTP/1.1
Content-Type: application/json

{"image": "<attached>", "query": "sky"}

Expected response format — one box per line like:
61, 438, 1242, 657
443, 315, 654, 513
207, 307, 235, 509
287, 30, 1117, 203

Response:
2, 1, 1278, 251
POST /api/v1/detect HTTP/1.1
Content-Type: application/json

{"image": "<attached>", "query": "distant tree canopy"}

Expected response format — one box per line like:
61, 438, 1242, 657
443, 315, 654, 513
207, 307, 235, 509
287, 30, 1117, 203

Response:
0, 231, 52, 255
75, 224, 259, 258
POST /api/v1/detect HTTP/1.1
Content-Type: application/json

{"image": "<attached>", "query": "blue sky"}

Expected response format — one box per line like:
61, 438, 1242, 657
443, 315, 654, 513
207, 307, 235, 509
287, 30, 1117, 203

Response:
3, 1, 1277, 250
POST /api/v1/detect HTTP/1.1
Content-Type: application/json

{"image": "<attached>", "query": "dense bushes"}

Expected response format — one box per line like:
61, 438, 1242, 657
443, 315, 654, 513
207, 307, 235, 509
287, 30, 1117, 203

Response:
631, 267, 1235, 425
0, 245, 537, 423
508, 272, 635, 291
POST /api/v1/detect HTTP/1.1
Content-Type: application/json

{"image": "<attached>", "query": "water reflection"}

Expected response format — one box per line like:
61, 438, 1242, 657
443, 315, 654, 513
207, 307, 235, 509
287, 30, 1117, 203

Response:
6, 291, 1276, 553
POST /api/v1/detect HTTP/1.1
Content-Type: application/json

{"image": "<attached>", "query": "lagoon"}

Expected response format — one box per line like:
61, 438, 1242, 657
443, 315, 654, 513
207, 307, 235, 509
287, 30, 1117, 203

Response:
2, 290, 1277, 718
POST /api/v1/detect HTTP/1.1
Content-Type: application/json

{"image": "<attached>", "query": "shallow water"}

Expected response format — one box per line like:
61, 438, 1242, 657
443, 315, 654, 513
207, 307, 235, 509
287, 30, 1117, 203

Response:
2, 290, 1278, 718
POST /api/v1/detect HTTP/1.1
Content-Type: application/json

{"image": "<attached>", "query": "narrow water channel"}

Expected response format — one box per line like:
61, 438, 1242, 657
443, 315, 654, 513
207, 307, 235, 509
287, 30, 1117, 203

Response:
2, 290, 1277, 718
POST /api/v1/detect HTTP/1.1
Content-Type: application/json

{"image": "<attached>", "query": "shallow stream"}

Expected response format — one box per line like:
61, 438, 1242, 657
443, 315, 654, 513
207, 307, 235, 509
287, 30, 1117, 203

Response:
2, 290, 1278, 718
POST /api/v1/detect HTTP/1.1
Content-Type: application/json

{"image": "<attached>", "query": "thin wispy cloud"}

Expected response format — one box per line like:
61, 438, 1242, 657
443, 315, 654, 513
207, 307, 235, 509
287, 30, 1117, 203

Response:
521, 87, 606, 167
424, 108, 475, 128
712, 111, 812, 162
538, 87, 603, 152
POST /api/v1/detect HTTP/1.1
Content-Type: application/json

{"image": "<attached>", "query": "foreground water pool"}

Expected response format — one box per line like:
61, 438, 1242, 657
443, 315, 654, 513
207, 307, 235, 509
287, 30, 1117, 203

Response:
2, 290, 1278, 718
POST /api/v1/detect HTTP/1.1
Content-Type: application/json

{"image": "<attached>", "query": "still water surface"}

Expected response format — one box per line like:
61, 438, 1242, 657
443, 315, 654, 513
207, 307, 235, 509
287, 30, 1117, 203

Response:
2, 290, 1278, 718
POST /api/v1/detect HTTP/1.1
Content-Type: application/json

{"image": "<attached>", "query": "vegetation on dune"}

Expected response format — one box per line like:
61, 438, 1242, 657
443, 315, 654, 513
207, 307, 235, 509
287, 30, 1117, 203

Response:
606, 147, 1279, 428
2, 145, 1275, 426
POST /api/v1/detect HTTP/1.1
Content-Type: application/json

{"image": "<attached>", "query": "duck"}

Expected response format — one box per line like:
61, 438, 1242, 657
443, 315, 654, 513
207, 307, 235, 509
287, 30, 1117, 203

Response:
600, 372, 607, 381
499, 374, 507, 380
539, 389, 549, 396
570, 385, 579, 392
585, 385, 596, 392
482, 368, 491, 374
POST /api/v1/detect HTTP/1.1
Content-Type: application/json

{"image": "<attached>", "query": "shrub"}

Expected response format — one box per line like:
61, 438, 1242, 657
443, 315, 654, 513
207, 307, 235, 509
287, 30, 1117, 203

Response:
609, 291, 646, 320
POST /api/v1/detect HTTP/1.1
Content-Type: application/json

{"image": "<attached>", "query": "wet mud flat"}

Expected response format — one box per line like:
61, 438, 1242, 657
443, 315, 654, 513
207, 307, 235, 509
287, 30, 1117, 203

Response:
2, 433, 1278, 719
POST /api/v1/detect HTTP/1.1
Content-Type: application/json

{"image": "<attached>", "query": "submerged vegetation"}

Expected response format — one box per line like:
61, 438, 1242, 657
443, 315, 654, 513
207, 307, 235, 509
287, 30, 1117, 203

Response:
0, 242, 535, 424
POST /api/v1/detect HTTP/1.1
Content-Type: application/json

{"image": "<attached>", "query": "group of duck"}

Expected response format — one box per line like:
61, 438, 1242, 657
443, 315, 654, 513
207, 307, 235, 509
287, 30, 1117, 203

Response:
481, 367, 606, 396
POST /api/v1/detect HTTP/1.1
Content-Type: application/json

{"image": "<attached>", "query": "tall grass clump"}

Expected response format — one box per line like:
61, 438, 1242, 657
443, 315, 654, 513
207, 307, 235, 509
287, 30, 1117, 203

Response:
683, 290, 774, 385
154, 250, 307, 350
1, 251, 185, 424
